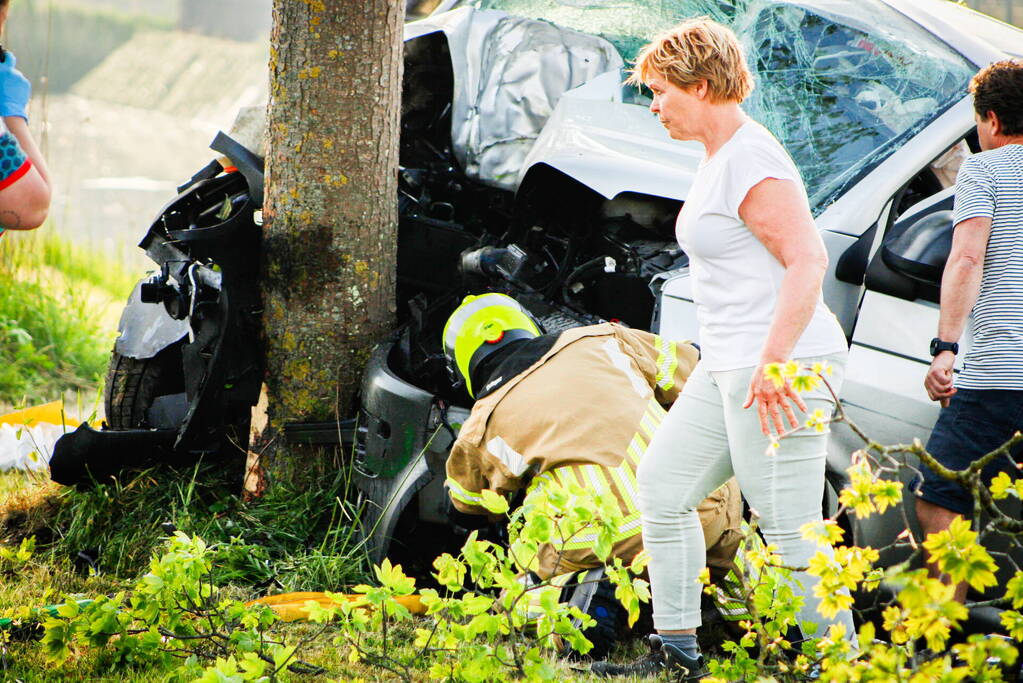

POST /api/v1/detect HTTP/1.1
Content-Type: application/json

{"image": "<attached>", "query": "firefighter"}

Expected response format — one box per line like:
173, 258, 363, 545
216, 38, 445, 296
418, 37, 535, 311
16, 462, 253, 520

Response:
441, 293, 745, 658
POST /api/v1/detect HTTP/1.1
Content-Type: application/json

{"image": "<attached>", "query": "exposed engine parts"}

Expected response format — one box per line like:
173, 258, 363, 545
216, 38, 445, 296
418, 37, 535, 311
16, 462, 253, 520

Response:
391, 34, 688, 408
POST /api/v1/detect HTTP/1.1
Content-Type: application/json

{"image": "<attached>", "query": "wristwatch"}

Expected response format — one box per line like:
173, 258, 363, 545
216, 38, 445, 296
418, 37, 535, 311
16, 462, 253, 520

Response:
929, 337, 959, 356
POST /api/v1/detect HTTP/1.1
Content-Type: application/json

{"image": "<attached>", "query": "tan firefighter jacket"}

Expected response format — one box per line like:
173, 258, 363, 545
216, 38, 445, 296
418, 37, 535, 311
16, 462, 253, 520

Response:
445, 323, 743, 579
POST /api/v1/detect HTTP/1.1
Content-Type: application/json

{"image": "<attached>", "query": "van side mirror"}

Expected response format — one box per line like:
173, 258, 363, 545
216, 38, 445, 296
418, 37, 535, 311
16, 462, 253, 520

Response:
881, 210, 953, 287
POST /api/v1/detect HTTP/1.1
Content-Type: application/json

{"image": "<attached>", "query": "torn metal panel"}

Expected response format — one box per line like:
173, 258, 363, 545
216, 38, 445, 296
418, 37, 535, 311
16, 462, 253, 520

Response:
114, 280, 190, 359
405, 8, 622, 190
518, 70, 705, 200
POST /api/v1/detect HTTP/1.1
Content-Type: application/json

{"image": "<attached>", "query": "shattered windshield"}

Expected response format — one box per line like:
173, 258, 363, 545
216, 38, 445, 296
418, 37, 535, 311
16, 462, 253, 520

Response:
472, 0, 976, 213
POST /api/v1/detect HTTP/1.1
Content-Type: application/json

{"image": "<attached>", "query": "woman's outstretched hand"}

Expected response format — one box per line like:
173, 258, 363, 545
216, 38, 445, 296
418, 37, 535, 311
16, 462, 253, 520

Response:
743, 364, 807, 437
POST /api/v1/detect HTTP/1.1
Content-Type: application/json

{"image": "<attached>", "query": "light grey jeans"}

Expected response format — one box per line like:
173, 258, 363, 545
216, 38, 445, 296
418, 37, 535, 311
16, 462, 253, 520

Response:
637, 352, 854, 637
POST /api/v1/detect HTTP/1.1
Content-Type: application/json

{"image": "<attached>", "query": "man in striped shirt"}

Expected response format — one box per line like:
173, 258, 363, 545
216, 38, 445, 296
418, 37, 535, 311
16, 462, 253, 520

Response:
919, 59, 1023, 601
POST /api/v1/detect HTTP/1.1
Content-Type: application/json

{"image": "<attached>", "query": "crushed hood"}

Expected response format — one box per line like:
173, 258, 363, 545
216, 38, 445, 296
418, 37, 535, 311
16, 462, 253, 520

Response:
405, 8, 623, 191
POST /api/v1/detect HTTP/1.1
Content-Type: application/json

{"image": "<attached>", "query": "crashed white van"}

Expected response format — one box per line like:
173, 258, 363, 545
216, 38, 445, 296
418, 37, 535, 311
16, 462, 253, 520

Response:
359, 0, 1023, 589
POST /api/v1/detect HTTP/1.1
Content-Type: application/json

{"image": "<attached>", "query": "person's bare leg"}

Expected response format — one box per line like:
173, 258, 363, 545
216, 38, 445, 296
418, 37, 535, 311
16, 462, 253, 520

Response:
915, 497, 968, 602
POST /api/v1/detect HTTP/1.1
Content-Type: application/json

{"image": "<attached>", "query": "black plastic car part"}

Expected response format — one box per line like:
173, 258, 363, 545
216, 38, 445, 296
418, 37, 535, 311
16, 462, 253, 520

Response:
881, 210, 954, 284
863, 192, 953, 304
49, 423, 177, 487
53, 136, 265, 488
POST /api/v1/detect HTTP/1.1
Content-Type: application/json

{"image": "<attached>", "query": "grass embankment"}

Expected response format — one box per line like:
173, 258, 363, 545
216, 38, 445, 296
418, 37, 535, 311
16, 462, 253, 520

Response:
0, 229, 135, 407
8, 0, 173, 95
2, 462, 366, 588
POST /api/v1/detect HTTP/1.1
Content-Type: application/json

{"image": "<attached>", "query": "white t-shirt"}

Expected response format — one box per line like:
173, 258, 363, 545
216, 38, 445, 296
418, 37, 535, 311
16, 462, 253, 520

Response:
675, 120, 846, 371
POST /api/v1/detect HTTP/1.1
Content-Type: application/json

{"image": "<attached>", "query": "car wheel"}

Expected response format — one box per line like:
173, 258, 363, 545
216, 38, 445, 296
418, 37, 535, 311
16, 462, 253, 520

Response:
104, 343, 183, 430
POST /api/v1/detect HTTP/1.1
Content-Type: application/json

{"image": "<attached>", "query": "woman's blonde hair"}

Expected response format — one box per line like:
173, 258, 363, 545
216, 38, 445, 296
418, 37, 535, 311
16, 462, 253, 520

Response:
626, 17, 753, 103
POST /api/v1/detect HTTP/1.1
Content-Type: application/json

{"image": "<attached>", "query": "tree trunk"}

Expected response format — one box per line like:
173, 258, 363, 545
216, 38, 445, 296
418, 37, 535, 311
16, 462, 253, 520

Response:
256, 0, 402, 474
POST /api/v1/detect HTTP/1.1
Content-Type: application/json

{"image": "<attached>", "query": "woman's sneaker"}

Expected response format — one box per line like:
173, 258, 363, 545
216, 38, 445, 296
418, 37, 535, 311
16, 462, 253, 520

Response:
591, 634, 709, 680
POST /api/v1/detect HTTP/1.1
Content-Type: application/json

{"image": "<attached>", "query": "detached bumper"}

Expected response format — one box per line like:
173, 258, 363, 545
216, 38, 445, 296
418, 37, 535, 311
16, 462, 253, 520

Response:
49, 423, 179, 486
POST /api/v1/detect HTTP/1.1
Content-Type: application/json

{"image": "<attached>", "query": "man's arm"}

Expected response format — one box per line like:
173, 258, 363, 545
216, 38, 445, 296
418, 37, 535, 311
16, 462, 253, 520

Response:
446, 440, 492, 516
924, 216, 991, 406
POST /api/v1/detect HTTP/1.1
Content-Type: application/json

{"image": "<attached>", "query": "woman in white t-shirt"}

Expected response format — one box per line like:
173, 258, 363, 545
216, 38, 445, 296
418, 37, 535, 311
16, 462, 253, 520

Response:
592, 18, 852, 680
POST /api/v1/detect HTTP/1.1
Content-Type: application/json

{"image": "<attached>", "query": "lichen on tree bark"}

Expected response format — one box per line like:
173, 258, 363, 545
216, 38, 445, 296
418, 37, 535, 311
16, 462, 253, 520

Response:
260, 0, 402, 434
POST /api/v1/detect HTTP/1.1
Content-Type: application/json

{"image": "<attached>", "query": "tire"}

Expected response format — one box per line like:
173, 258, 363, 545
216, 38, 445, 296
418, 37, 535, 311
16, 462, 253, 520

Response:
104, 344, 183, 430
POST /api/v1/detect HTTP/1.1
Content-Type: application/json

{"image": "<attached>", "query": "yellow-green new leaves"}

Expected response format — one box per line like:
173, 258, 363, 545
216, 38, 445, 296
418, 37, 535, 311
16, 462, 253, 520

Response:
820, 624, 1012, 683
807, 545, 879, 619
0, 535, 35, 571
1005, 571, 1023, 608
433, 552, 467, 592
512, 478, 625, 567
37, 533, 291, 680
839, 460, 904, 519
921, 517, 998, 592
763, 359, 831, 393
1002, 609, 1023, 640
480, 488, 510, 514
882, 571, 969, 651
953, 634, 1018, 681
606, 556, 651, 627
990, 470, 1023, 500
373, 557, 417, 596
800, 519, 845, 547
324, 472, 654, 682
804, 408, 829, 433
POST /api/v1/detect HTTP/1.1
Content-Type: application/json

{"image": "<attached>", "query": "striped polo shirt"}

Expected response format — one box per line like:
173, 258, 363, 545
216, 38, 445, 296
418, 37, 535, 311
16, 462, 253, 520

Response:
954, 144, 1023, 390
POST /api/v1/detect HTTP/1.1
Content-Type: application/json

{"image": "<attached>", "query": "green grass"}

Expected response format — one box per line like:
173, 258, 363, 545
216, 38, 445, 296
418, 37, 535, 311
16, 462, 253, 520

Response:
35, 232, 137, 301
0, 461, 676, 682
0, 229, 134, 405
1, 228, 137, 301
1, 457, 369, 591
0, 461, 376, 680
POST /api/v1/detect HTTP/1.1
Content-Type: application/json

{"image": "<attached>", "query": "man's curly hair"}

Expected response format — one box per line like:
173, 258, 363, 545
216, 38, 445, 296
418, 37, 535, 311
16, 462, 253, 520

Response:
970, 59, 1023, 136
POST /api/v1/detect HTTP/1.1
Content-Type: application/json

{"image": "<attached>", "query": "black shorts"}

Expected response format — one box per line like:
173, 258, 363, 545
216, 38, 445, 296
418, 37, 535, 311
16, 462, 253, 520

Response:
915, 388, 1023, 515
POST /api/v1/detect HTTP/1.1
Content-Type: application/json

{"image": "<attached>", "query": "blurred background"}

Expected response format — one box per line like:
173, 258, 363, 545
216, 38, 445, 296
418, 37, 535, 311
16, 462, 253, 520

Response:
6, 0, 273, 268
967, 0, 1022, 25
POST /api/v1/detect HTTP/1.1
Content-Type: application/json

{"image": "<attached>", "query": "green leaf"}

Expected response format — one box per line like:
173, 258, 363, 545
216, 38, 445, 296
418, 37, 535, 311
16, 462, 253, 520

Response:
991, 471, 1015, 500
1007, 572, 1023, 608
55, 601, 81, 619
41, 618, 72, 662
480, 489, 510, 515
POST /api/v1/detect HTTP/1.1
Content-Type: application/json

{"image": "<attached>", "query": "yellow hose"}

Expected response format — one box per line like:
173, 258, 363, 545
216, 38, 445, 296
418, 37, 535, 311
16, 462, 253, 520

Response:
247, 592, 426, 622
0, 401, 80, 428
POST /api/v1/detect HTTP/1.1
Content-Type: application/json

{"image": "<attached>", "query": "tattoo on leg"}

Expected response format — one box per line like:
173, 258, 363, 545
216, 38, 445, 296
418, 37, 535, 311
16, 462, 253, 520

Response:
0, 209, 23, 229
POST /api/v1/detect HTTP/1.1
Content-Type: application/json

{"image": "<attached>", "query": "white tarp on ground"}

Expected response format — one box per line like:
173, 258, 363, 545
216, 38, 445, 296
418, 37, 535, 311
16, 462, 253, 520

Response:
0, 401, 81, 472
0, 422, 67, 471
